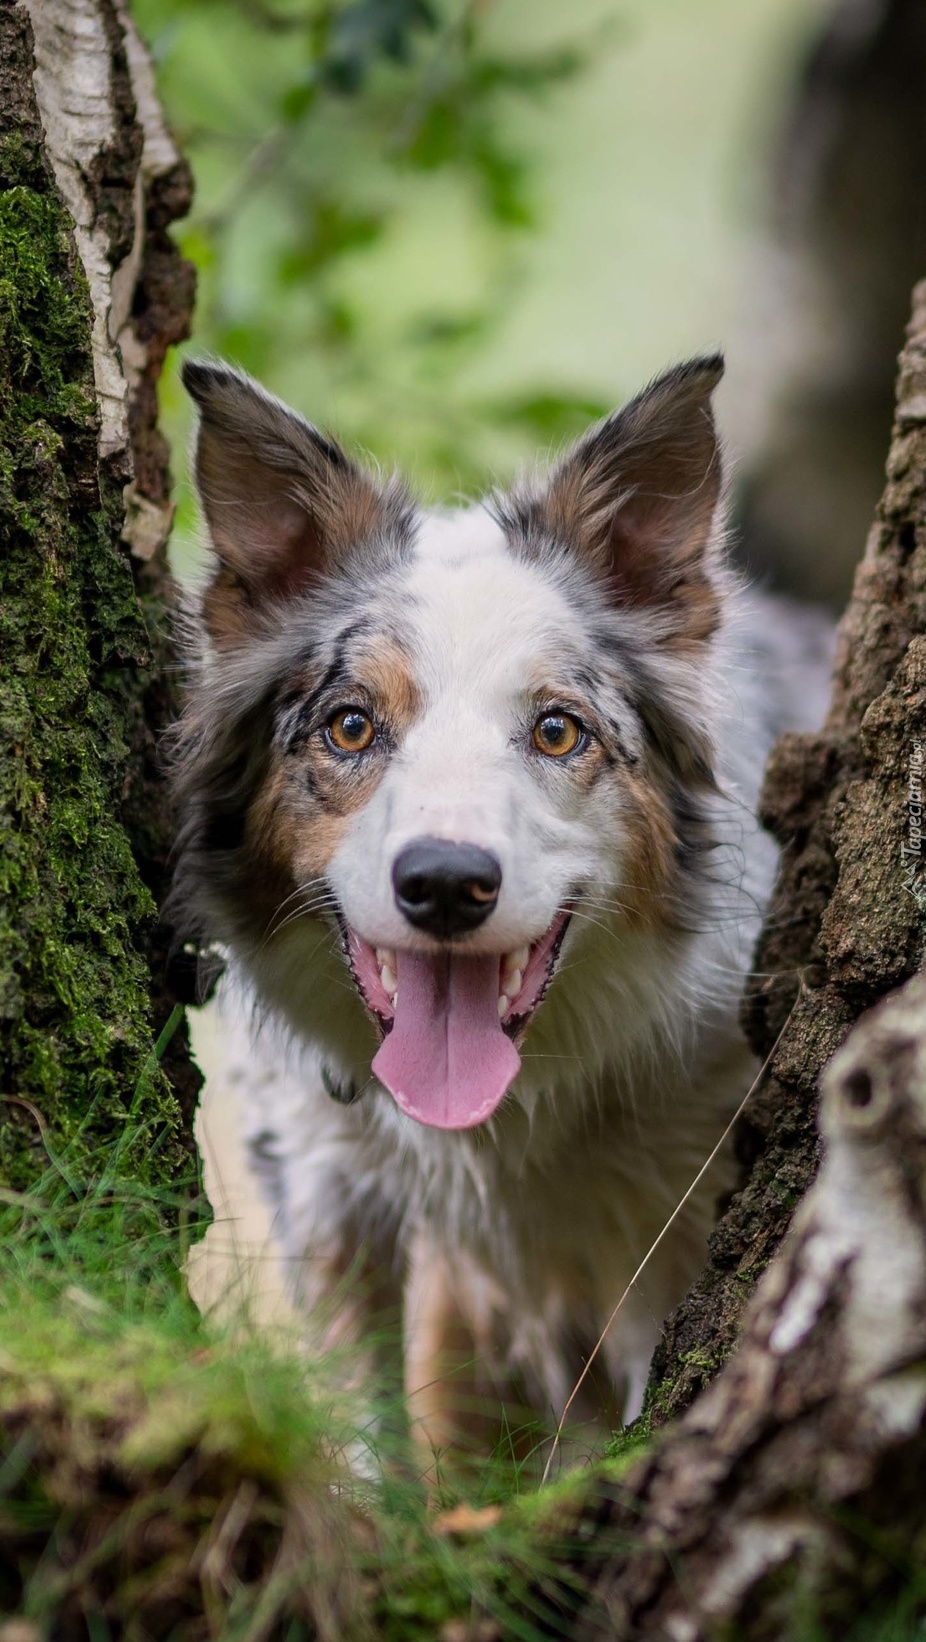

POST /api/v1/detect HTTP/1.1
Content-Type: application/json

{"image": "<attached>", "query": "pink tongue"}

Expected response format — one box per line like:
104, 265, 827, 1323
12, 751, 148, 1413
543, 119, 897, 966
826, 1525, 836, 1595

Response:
372, 950, 521, 1129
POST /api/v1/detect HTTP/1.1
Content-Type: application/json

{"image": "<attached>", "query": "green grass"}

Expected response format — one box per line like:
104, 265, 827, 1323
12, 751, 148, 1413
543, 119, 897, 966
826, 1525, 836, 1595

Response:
2, 1078, 925, 1640
0, 1092, 615, 1641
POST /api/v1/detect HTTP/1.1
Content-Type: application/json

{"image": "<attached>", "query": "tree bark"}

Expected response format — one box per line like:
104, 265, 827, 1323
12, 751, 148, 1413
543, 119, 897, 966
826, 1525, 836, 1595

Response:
574, 969, 926, 1639
649, 280, 926, 1427
0, 0, 197, 1190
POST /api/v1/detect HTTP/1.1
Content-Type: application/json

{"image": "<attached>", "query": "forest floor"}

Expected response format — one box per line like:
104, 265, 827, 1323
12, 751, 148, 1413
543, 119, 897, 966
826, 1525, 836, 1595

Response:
0, 1106, 638, 1641
0, 1111, 922, 1640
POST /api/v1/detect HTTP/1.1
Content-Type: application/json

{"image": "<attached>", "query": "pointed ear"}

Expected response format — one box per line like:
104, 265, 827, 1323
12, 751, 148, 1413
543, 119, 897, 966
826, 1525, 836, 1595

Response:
182, 360, 413, 648
508, 356, 726, 649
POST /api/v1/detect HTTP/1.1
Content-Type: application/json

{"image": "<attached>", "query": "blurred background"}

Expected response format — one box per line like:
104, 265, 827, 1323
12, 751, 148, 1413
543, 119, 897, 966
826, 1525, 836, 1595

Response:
135, 0, 926, 606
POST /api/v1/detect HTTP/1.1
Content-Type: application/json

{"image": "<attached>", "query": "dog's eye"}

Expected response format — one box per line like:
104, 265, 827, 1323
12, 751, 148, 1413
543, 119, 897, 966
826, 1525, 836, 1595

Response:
326, 708, 376, 754
532, 713, 584, 758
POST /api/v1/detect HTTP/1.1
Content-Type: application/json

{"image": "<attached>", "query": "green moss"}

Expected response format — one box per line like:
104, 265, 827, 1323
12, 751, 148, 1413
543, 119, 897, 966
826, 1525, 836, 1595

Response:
0, 168, 184, 1188
601, 1413, 652, 1477
642, 1339, 729, 1431
0, 1305, 340, 1493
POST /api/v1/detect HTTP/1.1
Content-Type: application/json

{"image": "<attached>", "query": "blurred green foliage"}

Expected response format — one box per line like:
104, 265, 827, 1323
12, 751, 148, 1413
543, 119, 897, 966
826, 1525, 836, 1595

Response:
134, 0, 610, 559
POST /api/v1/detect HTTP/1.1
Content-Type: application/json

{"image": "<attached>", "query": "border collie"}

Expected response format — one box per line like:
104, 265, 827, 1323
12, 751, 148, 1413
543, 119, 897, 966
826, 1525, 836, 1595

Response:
170, 355, 832, 1458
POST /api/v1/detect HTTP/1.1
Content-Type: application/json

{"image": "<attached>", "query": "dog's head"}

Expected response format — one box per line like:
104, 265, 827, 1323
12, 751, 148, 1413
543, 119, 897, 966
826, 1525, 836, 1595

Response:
173, 357, 729, 1130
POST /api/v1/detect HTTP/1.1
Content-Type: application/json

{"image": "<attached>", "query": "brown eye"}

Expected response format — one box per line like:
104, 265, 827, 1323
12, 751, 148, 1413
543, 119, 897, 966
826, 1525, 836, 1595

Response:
532, 712, 584, 758
327, 708, 376, 754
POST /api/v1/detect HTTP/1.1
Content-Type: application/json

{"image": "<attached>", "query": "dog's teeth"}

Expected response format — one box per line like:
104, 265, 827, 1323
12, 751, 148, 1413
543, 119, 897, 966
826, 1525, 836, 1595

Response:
501, 948, 529, 988
497, 994, 509, 1018
376, 947, 395, 968
379, 962, 397, 996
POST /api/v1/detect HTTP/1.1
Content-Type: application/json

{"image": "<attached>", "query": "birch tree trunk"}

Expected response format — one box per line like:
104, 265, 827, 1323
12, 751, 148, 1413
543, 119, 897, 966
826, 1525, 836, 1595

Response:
0, 0, 197, 1191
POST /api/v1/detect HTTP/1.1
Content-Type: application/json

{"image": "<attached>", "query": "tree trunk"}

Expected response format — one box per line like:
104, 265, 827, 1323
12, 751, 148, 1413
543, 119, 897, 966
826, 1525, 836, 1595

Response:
573, 968, 926, 1639
648, 279, 926, 1428
0, 0, 197, 1191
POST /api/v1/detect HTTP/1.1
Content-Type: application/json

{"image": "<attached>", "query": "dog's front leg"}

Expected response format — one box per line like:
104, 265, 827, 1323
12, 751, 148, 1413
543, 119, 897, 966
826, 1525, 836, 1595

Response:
294, 1241, 401, 1360
286, 1235, 405, 1478
403, 1229, 487, 1480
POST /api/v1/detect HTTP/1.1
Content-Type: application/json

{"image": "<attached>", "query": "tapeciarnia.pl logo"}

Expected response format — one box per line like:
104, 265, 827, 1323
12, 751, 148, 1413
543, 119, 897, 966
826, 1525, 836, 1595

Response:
903, 738, 925, 901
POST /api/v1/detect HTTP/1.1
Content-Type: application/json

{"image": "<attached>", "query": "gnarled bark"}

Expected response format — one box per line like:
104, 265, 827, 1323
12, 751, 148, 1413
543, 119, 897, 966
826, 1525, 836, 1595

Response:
578, 969, 926, 1639
649, 279, 926, 1427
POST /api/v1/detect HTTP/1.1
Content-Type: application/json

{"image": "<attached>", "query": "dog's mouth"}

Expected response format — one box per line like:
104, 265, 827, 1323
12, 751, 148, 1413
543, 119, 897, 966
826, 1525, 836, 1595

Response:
341, 911, 572, 1131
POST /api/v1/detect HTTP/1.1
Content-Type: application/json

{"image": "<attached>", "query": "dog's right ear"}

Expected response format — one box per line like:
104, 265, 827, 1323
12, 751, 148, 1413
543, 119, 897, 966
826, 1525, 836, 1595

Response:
182, 361, 411, 648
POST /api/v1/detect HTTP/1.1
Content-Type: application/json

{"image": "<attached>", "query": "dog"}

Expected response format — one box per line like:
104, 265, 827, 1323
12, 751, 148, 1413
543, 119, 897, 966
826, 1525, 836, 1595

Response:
170, 354, 833, 1463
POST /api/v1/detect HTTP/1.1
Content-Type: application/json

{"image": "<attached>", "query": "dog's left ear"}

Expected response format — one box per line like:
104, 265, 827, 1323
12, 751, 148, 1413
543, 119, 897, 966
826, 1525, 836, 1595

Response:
182, 360, 411, 648
510, 355, 725, 648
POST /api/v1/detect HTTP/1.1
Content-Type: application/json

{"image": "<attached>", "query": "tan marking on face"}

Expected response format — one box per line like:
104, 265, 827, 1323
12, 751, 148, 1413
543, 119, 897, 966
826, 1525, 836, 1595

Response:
239, 762, 304, 937
245, 637, 423, 913
248, 756, 360, 887
526, 673, 685, 928
525, 677, 617, 793
362, 636, 422, 728
615, 766, 678, 932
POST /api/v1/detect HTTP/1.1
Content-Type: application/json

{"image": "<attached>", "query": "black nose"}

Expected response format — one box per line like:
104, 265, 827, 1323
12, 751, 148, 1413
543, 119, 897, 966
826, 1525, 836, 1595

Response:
392, 838, 502, 939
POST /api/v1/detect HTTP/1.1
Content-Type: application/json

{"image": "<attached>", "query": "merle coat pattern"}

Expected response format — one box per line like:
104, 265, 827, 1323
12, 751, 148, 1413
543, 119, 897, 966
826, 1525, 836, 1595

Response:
171, 356, 833, 1457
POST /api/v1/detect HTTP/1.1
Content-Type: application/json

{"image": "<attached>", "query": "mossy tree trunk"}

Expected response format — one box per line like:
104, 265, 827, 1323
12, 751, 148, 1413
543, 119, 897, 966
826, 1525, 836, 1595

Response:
0, 0, 197, 1193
